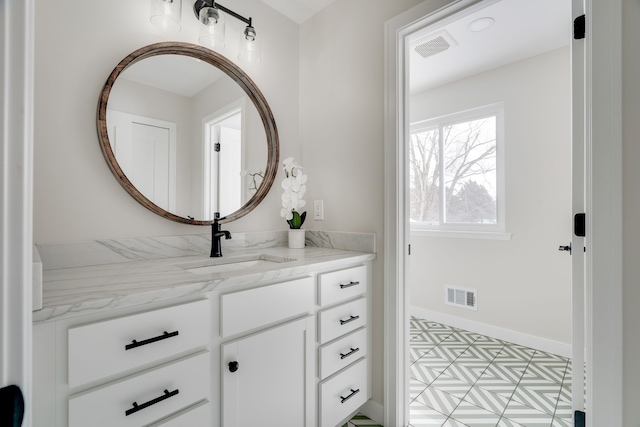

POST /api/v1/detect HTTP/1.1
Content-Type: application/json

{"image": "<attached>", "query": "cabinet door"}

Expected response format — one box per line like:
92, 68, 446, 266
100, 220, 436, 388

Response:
221, 316, 315, 427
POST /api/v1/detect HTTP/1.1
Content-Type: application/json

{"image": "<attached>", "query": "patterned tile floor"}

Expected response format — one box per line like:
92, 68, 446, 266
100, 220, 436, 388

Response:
344, 317, 573, 427
409, 317, 573, 427
343, 413, 384, 427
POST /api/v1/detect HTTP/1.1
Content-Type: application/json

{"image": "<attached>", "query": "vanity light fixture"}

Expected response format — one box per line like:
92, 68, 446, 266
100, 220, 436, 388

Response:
150, 0, 183, 32
193, 0, 261, 63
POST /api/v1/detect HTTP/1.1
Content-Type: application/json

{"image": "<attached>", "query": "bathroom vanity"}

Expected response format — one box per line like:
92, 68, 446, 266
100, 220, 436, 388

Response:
32, 232, 375, 427
31, 41, 378, 427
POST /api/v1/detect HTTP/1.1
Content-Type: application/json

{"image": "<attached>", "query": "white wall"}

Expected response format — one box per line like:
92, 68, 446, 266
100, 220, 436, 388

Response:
33, 0, 299, 243
622, 0, 640, 423
408, 48, 572, 345
299, 0, 450, 408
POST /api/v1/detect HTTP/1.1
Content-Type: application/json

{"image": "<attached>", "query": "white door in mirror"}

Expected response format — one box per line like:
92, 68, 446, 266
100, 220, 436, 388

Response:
107, 110, 177, 212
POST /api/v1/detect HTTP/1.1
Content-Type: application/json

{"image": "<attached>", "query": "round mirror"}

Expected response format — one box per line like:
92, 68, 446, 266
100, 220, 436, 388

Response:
97, 42, 279, 225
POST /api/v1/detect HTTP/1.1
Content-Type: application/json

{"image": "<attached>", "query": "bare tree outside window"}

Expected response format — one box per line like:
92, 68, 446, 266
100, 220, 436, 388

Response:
410, 115, 498, 226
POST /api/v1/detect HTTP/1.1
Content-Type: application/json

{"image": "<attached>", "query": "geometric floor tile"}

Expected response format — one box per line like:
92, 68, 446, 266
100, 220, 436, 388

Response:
410, 401, 450, 425
411, 377, 430, 401
463, 386, 511, 416
411, 362, 447, 385
354, 318, 574, 427
449, 400, 502, 426
342, 413, 383, 426
415, 387, 462, 416
406, 316, 573, 427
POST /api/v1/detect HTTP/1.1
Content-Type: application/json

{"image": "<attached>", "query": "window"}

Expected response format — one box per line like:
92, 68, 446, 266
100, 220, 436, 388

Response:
409, 103, 505, 236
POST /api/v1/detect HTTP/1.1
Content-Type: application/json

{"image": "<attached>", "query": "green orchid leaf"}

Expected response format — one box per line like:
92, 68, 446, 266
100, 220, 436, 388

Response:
288, 211, 306, 229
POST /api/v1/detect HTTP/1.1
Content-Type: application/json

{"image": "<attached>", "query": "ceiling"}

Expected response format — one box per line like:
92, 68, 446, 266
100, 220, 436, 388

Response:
260, 0, 571, 94
408, 0, 571, 94
259, 0, 339, 24
130, 0, 570, 97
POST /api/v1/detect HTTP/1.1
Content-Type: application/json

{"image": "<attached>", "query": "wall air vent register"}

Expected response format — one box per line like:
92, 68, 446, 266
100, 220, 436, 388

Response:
446, 285, 477, 310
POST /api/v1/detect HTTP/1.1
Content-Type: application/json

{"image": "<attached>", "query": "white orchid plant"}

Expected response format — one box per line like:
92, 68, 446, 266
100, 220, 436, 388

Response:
280, 157, 307, 229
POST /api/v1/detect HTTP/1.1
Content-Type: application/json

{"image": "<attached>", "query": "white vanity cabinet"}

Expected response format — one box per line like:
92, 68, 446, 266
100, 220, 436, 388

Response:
316, 265, 371, 427
219, 277, 316, 427
33, 256, 373, 427
33, 299, 212, 427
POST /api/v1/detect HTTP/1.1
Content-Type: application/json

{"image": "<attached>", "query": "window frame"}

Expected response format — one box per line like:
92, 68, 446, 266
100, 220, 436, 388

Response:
409, 103, 508, 239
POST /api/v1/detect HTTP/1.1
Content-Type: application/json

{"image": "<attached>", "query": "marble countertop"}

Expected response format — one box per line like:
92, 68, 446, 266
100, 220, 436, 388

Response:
34, 231, 376, 323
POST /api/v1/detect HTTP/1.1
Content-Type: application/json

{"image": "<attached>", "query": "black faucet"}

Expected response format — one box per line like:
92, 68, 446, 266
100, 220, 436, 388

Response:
210, 215, 231, 257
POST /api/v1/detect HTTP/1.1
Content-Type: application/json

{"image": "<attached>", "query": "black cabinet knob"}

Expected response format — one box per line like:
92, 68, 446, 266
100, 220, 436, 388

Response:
229, 361, 239, 372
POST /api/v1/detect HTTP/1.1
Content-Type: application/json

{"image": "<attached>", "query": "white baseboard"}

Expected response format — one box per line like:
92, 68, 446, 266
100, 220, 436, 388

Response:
410, 306, 571, 358
360, 399, 384, 425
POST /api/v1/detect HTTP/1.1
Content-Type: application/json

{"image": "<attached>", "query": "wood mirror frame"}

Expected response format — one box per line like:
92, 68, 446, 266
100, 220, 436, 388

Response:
97, 42, 279, 225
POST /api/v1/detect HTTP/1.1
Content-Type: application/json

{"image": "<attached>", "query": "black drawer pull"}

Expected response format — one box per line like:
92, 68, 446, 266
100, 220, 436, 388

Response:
339, 315, 360, 326
339, 281, 360, 289
125, 388, 179, 416
339, 347, 360, 360
340, 388, 360, 404
125, 330, 179, 350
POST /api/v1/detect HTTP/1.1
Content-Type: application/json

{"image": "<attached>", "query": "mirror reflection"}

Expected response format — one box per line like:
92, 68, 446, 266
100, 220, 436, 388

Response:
106, 54, 267, 220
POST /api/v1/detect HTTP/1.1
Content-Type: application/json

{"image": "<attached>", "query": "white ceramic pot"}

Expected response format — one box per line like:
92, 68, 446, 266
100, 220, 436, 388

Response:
288, 229, 305, 249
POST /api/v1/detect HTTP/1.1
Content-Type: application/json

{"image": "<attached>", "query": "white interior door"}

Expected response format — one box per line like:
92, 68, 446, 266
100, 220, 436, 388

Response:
202, 105, 243, 218
130, 123, 171, 210
107, 110, 177, 212
217, 125, 242, 215
570, 0, 586, 415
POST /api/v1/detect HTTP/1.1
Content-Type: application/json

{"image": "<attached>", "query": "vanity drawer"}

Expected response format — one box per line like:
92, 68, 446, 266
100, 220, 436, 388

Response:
318, 265, 366, 307
68, 352, 210, 427
318, 297, 367, 344
150, 399, 211, 426
220, 276, 314, 337
68, 299, 209, 389
319, 357, 369, 427
319, 327, 367, 380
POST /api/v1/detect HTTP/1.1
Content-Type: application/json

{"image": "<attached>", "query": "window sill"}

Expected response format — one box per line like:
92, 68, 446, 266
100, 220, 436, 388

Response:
410, 229, 512, 241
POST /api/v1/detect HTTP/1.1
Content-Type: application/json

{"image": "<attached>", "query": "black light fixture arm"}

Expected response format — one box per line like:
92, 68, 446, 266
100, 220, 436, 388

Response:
193, 0, 253, 27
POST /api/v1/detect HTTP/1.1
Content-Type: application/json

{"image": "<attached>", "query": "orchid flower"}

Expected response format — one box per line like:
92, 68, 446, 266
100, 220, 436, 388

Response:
280, 157, 307, 229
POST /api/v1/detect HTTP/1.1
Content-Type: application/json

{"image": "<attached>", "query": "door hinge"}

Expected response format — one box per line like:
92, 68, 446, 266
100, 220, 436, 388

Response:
574, 213, 586, 237
574, 14, 585, 40
574, 410, 585, 427
408, 244, 411, 256
214, 142, 221, 152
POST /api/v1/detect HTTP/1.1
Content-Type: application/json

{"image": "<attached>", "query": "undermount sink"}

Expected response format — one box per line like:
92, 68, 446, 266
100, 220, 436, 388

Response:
177, 254, 297, 275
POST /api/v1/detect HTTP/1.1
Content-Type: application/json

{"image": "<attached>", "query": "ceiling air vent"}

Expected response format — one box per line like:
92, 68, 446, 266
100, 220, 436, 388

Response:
413, 30, 458, 59
445, 285, 477, 310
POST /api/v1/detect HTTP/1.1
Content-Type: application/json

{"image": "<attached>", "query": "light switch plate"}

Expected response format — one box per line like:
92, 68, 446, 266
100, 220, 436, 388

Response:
314, 200, 324, 220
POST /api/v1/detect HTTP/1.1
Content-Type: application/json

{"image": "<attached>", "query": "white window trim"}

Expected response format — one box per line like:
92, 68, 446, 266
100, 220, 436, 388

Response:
409, 102, 506, 237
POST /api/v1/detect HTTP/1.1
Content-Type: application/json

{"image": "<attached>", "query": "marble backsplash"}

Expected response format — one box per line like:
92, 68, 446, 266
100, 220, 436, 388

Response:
37, 230, 376, 271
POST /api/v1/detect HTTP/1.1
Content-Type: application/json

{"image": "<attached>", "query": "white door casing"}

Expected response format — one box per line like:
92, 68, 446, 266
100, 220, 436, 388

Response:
383, 1, 623, 426
202, 99, 246, 219
1, 0, 35, 426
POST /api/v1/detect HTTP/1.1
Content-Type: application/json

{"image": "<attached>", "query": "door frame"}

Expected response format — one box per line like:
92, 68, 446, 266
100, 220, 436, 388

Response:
1, 0, 35, 425
383, 0, 623, 426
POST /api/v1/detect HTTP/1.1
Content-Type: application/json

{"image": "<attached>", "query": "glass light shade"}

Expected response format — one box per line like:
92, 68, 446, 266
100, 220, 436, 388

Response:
150, 0, 182, 32
238, 27, 261, 63
198, 6, 226, 49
